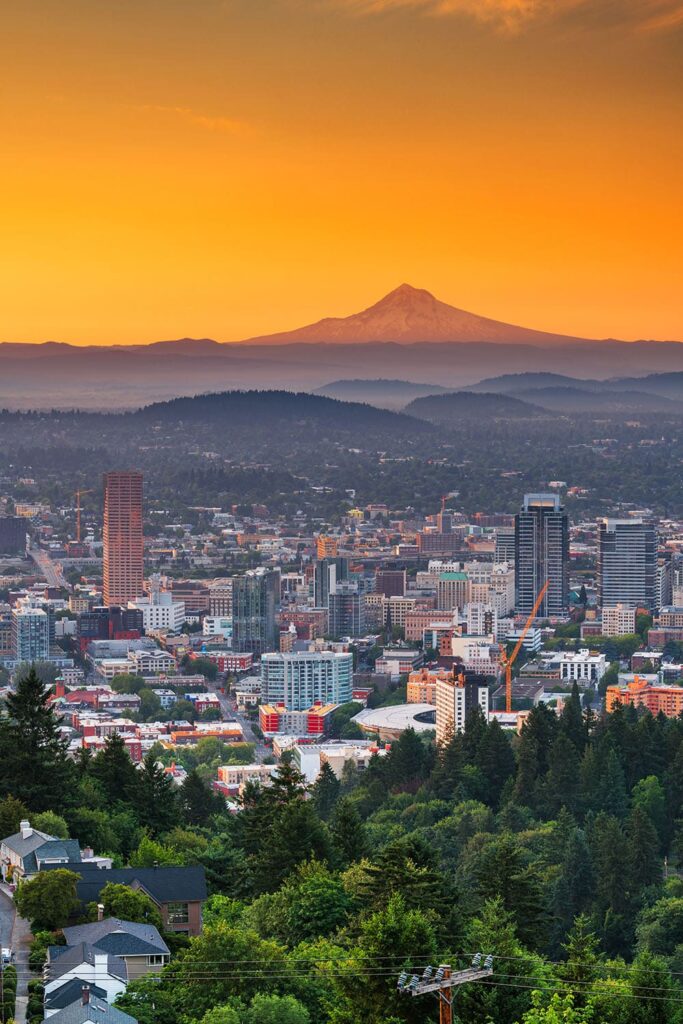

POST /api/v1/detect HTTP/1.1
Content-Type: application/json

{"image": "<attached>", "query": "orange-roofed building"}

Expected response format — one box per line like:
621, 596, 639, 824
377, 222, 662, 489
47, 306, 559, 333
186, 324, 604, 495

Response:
606, 677, 683, 717
316, 535, 339, 559
406, 667, 454, 704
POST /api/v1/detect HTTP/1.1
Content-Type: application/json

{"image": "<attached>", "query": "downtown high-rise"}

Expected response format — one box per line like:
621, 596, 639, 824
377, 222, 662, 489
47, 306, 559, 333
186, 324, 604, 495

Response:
598, 518, 656, 611
231, 567, 280, 655
515, 493, 568, 617
102, 471, 144, 607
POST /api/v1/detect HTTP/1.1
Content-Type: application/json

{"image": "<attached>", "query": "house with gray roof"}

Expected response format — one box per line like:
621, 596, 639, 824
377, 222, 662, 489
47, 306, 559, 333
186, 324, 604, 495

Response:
45, 980, 108, 1017
44, 942, 128, 1004
62, 919, 170, 980
0, 820, 82, 880
42, 987, 138, 1024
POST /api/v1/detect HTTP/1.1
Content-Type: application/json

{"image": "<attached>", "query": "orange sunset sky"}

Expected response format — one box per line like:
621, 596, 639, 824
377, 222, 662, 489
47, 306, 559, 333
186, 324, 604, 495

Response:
2, 0, 682, 345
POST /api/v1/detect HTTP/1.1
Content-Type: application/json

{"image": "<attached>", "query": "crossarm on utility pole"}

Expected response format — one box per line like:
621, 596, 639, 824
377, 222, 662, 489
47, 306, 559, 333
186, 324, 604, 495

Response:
408, 967, 493, 995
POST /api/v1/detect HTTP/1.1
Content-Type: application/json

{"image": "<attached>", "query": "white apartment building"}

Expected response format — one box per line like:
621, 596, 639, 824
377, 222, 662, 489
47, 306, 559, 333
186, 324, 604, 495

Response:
435, 674, 490, 741
152, 688, 177, 709
128, 592, 185, 632
557, 649, 607, 684
261, 650, 354, 709
465, 602, 498, 637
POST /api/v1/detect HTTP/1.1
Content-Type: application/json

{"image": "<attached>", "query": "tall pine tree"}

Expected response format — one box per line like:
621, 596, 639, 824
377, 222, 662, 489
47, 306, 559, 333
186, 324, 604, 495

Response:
0, 666, 73, 810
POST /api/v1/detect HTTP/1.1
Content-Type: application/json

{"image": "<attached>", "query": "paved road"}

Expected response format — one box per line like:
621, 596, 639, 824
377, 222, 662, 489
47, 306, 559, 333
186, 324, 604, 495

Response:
216, 687, 268, 761
0, 886, 31, 1024
0, 888, 14, 949
28, 544, 70, 590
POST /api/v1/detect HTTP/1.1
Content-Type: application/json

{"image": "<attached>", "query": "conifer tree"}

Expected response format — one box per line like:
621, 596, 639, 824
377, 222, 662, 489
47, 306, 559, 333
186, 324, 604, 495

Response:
0, 666, 73, 810
311, 762, 341, 821
330, 796, 367, 866
90, 732, 139, 806
180, 768, 225, 826
134, 751, 178, 835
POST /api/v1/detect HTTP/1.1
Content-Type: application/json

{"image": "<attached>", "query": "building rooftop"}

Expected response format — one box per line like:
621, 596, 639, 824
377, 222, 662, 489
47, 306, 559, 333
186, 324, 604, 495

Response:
352, 703, 436, 736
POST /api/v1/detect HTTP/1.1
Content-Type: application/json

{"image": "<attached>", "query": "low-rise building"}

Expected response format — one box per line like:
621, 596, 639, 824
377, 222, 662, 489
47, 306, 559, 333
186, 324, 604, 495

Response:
258, 702, 338, 738
128, 649, 177, 676
602, 605, 637, 636
606, 678, 683, 717
128, 592, 185, 632
375, 647, 423, 680
47, 864, 208, 936
555, 649, 607, 684
215, 763, 276, 795
291, 740, 387, 783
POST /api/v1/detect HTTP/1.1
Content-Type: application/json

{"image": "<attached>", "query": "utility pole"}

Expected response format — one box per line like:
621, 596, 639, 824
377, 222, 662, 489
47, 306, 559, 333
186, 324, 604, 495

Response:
398, 955, 493, 1024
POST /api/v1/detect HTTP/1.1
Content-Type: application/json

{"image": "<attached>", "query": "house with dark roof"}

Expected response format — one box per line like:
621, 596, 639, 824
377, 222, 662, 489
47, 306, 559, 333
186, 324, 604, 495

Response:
45, 979, 109, 1017
43, 987, 138, 1024
44, 943, 128, 1004
0, 820, 82, 880
62, 919, 170, 980
45, 863, 207, 936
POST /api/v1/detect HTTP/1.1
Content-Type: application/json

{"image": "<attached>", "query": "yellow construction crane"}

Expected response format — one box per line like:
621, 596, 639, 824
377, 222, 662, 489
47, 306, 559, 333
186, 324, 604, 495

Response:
74, 488, 93, 543
499, 579, 549, 714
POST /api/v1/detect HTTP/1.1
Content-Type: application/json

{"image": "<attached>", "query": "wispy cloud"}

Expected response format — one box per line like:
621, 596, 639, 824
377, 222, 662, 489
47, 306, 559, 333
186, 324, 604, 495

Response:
138, 104, 247, 134
325, 0, 683, 33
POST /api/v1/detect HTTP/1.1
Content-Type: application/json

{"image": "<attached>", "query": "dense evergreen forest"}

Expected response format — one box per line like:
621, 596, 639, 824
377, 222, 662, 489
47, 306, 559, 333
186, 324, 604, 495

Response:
4, 671, 683, 1024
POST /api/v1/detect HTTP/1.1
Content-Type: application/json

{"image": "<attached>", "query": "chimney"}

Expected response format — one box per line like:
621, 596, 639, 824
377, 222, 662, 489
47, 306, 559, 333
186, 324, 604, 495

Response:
94, 953, 110, 977
20, 820, 32, 840
82, 847, 94, 860
97, 903, 104, 921
82, 985, 90, 1006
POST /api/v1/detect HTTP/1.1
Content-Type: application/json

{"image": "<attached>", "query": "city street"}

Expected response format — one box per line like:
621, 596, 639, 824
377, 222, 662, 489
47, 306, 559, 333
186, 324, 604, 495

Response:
0, 888, 14, 949
28, 544, 69, 591
0, 886, 31, 1024
216, 687, 268, 762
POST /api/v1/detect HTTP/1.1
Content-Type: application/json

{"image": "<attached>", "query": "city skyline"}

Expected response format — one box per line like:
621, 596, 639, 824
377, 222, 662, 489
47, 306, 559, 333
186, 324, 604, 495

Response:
2, 1, 682, 345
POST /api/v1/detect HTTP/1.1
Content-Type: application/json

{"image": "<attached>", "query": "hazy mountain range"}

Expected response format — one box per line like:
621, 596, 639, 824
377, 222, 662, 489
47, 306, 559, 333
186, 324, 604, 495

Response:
0, 285, 681, 410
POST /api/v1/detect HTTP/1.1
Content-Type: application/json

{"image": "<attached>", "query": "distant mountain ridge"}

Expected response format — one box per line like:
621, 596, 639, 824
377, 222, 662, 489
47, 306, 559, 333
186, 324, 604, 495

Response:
0, 289, 681, 410
406, 391, 547, 423
242, 284, 596, 347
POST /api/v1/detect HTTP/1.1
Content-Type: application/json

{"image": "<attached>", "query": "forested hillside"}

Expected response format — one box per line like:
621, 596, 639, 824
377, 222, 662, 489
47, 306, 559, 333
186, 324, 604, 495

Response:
4, 672, 683, 1024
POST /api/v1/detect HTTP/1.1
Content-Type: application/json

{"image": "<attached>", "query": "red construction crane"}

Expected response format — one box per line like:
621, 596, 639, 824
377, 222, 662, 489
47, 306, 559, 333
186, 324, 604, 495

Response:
499, 579, 549, 714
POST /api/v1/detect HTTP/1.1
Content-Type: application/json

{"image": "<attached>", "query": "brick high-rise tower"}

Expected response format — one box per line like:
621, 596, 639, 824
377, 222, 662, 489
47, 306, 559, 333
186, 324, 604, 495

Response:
102, 471, 144, 607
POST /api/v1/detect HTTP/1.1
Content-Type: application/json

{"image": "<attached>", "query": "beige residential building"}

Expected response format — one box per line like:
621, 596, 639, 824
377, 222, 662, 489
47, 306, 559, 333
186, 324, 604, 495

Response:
601, 604, 637, 636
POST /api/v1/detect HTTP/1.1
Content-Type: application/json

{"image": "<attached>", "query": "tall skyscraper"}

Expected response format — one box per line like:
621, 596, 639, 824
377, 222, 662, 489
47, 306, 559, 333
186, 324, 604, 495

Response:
231, 568, 280, 655
598, 518, 656, 611
515, 493, 568, 617
102, 471, 144, 607
328, 581, 366, 638
313, 557, 349, 608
